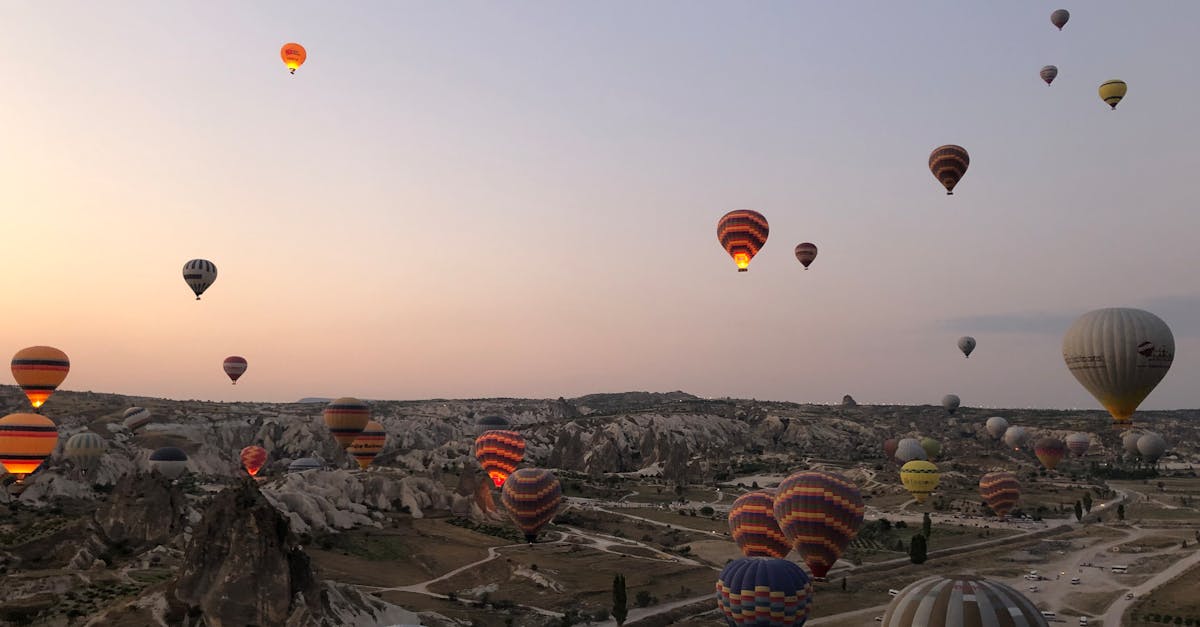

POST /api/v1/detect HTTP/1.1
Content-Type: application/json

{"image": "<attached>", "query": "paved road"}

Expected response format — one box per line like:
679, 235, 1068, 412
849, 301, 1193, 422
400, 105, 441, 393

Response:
1099, 547, 1200, 626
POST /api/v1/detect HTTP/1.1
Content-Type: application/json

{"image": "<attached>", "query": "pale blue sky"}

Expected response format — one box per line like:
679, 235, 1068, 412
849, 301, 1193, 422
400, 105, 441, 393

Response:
1, 2, 1197, 410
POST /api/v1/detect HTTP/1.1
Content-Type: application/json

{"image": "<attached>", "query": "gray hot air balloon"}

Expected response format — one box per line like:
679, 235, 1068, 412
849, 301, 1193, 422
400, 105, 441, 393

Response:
941, 394, 960, 415
148, 447, 189, 479
1137, 432, 1167, 463
895, 438, 928, 464
957, 337, 976, 358
882, 574, 1048, 627
985, 416, 1009, 439
1003, 426, 1029, 451
64, 433, 106, 469
122, 407, 151, 432
1122, 431, 1143, 456
1051, 9, 1069, 30
1040, 65, 1058, 85
1066, 432, 1091, 457
1063, 308, 1174, 429
289, 457, 324, 473
182, 259, 217, 300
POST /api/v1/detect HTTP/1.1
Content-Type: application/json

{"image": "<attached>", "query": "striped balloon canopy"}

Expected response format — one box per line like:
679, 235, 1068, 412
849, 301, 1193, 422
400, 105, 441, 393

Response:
794, 242, 818, 269
289, 457, 323, 473
717, 210, 769, 272
240, 445, 268, 476
0, 413, 59, 480
979, 471, 1021, 518
900, 460, 941, 504
122, 407, 152, 432
716, 557, 813, 627
223, 356, 248, 384
928, 145, 969, 195
1065, 432, 1091, 457
501, 468, 562, 543
773, 470, 865, 579
182, 259, 217, 300
728, 490, 790, 559
475, 430, 526, 487
883, 575, 1047, 627
1034, 437, 1066, 470
323, 397, 371, 449
11, 346, 70, 409
65, 432, 107, 469
349, 421, 387, 470
1040, 65, 1058, 86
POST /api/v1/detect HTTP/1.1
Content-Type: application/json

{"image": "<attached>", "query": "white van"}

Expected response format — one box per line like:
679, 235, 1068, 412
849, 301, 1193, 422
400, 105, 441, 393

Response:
888, 589, 901, 598
1041, 611, 1057, 619
1071, 577, 1081, 585
1111, 565, 1128, 574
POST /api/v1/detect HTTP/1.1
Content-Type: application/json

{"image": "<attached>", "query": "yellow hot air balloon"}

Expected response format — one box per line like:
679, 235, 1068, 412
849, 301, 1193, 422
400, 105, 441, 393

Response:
281, 43, 307, 75
0, 413, 59, 482
348, 421, 386, 470
900, 460, 940, 503
1099, 80, 1127, 110
11, 346, 70, 409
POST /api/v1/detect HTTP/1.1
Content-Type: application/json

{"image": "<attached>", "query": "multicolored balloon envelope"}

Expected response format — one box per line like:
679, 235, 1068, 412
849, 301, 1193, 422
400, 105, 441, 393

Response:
900, 460, 940, 504
929, 145, 969, 195
794, 242, 817, 269
223, 356, 248, 384
773, 470, 864, 579
1063, 308, 1173, 428
500, 468, 562, 543
65, 432, 107, 469
11, 346, 70, 409
728, 490, 791, 558
883, 575, 1048, 627
717, 210, 769, 272
716, 557, 813, 627
323, 397, 371, 448
1066, 432, 1091, 457
475, 430, 526, 487
182, 259, 217, 300
0, 413, 59, 480
979, 471, 1021, 518
1034, 437, 1066, 470
349, 421, 387, 470
240, 445, 268, 476
148, 446, 189, 479
281, 42, 307, 74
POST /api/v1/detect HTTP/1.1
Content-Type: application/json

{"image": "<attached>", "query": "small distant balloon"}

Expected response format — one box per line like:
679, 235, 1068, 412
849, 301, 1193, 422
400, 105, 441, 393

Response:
1098, 80, 1127, 110
942, 394, 960, 415
182, 259, 217, 300
281, 43, 307, 74
241, 445, 268, 476
1040, 65, 1058, 86
985, 416, 1009, 440
900, 460, 940, 504
123, 407, 152, 431
929, 145, 970, 195
1034, 438, 1066, 470
1051, 9, 1070, 30
11, 346, 70, 409
979, 471, 1021, 518
349, 421, 387, 470
323, 397, 371, 449
717, 210, 769, 272
957, 336, 976, 358
501, 468, 563, 543
794, 242, 818, 269
148, 446, 189, 479
1004, 426, 1030, 450
223, 356, 247, 384
65, 432, 106, 470
1065, 432, 1091, 457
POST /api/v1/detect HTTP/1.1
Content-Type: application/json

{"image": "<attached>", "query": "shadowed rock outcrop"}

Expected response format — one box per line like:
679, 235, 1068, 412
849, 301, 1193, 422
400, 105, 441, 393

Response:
96, 472, 188, 549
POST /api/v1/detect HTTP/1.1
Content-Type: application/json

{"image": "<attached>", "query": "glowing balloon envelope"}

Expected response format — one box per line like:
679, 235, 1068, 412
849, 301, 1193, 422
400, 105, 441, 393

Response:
182, 259, 217, 300
223, 356, 247, 384
773, 470, 864, 579
0, 413, 59, 480
1063, 308, 1173, 428
349, 420, 387, 470
241, 445, 268, 476
501, 467, 562, 543
794, 242, 818, 269
281, 42, 307, 74
900, 460, 940, 504
475, 430, 526, 487
11, 346, 70, 409
1098, 80, 1127, 110
1034, 437, 1066, 470
717, 210, 769, 272
716, 557, 813, 626
979, 471, 1020, 518
728, 490, 790, 558
323, 397, 371, 448
929, 145, 969, 195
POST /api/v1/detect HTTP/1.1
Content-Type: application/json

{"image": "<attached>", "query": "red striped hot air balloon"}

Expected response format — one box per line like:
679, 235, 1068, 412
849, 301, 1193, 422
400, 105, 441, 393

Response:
794, 242, 818, 269
773, 470, 865, 580
717, 210, 769, 272
979, 471, 1021, 518
728, 490, 791, 559
323, 397, 371, 449
223, 356, 248, 384
11, 346, 70, 409
240, 445, 268, 476
501, 468, 562, 543
475, 430, 526, 487
0, 413, 59, 482
1034, 437, 1067, 470
1066, 433, 1091, 457
349, 421, 387, 470
929, 145, 970, 195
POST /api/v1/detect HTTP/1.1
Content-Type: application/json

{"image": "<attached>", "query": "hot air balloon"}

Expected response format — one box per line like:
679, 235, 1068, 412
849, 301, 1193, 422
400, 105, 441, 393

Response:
0, 413, 58, 482
882, 575, 1048, 627
979, 471, 1020, 518
1099, 80, 1127, 110
1122, 431, 1143, 456
1034, 438, 1067, 470
728, 490, 790, 559
929, 145, 969, 195
883, 438, 899, 463
1066, 432, 1091, 457
349, 421, 387, 470
223, 356, 247, 384
476, 415, 511, 435
900, 460, 941, 504
941, 394, 960, 415
716, 557, 814, 627
1051, 9, 1070, 31
1063, 308, 1173, 428
289, 457, 323, 473
281, 42, 307, 74
985, 416, 1009, 440
11, 346, 70, 409
475, 430, 526, 487
323, 397, 370, 448
1040, 65, 1058, 86
1004, 426, 1030, 451
65, 432, 106, 469
122, 407, 152, 432
794, 243, 818, 270
501, 467, 562, 543
182, 259, 217, 300
895, 438, 927, 464
1137, 433, 1167, 463
717, 210, 769, 272
957, 337, 976, 358
240, 445, 268, 476
148, 447, 189, 479
773, 470, 864, 580
920, 437, 941, 460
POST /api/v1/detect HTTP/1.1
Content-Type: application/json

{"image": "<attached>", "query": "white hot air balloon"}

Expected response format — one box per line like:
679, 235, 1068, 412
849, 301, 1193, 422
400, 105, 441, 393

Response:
895, 438, 928, 464
1137, 432, 1167, 463
985, 417, 1009, 440
942, 394, 960, 415
1063, 308, 1174, 429
1003, 426, 1029, 451
957, 336, 976, 358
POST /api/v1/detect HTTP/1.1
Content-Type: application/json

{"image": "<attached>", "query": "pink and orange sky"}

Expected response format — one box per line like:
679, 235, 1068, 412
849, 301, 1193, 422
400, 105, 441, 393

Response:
2, 2, 1198, 409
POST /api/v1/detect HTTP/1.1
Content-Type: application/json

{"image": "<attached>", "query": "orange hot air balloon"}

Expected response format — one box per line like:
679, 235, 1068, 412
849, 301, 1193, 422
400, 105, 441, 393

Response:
240, 445, 268, 476
349, 421, 387, 470
281, 43, 306, 74
0, 413, 59, 481
322, 397, 370, 448
717, 210, 769, 272
11, 346, 70, 409
475, 430, 526, 487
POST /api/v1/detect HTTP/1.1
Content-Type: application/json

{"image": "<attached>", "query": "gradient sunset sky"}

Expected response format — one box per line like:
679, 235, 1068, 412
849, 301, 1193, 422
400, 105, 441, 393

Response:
2, 2, 1198, 409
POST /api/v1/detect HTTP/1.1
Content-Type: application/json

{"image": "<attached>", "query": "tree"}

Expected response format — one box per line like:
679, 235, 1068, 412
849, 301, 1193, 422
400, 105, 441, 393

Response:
1074, 501, 1083, 521
922, 512, 932, 538
909, 534, 928, 564
1083, 492, 1093, 513
1117, 503, 1125, 521
612, 575, 628, 626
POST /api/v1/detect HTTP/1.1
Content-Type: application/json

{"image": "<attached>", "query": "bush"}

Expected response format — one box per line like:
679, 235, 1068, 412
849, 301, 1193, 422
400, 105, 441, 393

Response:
635, 590, 654, 607
700, 506, 715, 516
